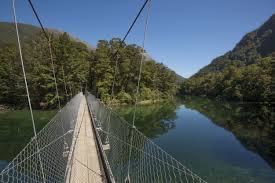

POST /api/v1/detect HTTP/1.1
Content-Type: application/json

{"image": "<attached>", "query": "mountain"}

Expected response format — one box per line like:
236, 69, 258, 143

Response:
0, 22, 95, 50
0, 22, 42, 47
194, 14, 275, 77
173, 71, 186, 84
142, 52, 186, 83
181, 14, 274, 102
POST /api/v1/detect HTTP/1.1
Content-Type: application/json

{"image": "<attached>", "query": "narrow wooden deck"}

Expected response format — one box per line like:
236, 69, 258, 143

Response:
66, 94, 104, 183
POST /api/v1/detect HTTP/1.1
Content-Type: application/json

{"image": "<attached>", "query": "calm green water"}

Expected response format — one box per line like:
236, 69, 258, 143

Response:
0, 110, 56, 170
0, 98, 274, 183
115, 97, 275, 183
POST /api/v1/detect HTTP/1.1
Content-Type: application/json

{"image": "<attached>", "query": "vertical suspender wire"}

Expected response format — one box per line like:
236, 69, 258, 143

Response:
110, 54, 119, 103
48, 37, 68, 151
69, 83, 73, 99
106, 0, 150, 105
126, 0, 151, 182
26, 0, 68, 152
61, 65, 69, 102
104, 54, 119, 144
48, 36, 61, 109
107, 0, 150, 99
27, 0, 62, 109
105, 0, 150, 146
131, 0, 151, 127
11, 0, 46, 182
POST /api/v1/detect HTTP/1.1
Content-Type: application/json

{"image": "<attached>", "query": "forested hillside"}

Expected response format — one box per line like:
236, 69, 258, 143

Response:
0, 23, 179, 109
0, 22, 52, 47
180, 14, 274, 102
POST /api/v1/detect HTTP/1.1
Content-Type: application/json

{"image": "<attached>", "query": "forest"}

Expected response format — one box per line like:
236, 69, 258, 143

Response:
180, 56, 273, 102
180, 14, 275, 102
0, 31, 179, 109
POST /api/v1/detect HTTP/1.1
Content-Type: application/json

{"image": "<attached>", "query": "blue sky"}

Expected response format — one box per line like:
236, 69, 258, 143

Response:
1, 0, 275, 78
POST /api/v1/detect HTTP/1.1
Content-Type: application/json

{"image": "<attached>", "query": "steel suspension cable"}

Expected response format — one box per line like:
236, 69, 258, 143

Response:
48, 36, 61, 109
132, 0, 151, 134
27, 0, 72, 159
99, 0, 150, 103
126, 0, 152, 181
26, 0, 49, 41
27, 0, 68, 109
62, 65, 69, 101
110, 0, 150, 62
11, 0, 46, 182
104, 0, 151, 143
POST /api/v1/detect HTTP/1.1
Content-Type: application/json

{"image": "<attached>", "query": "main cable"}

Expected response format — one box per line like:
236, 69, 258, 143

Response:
108, 0, 150, 103
27, 0, 49, 41
110, 0, 150, 61
27, 0, 66, 108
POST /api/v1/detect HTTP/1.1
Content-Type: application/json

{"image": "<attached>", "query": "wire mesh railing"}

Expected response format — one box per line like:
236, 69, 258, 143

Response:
0, 93, 83, 183
86, 92, 207, 183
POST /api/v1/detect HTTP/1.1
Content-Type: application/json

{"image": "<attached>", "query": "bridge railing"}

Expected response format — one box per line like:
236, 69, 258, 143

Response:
86, 92, 207, 183
0, 93, 83, 183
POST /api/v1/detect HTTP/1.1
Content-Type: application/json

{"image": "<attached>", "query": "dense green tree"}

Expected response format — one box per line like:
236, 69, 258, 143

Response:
0, 34, 179, 108
0, 45, 24, 106
180, 56, 273, 102
87, 38, 179, 104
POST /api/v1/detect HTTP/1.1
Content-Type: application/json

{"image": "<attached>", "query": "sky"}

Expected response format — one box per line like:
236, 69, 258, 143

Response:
1, 0, 275, 78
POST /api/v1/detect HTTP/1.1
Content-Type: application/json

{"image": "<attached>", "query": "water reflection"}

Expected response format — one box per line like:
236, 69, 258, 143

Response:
116, 98, 275, 182
115, 102, 178, 138
182, 96, 275, 169
0, 110, 56, 162
1, 99, 274, 182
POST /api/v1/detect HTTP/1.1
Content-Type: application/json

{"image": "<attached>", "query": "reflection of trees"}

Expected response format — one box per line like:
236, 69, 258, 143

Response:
115, 102, 178, 138
106, 103, 178, 182
183, 96, 275, 169
0, 110, 55, 161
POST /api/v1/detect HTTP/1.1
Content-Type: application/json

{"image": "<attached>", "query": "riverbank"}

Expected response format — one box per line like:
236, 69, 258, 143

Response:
109, 98, 170, 106
180, 95, 274, 105
0, 104, 12, 112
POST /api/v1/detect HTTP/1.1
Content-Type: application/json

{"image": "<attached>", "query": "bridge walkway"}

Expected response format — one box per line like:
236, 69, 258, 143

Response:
66, 95, 104, 183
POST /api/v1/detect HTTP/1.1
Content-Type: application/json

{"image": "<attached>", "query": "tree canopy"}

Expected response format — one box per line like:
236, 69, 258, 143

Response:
0, 32, 179, 109
180, 56, 273, 102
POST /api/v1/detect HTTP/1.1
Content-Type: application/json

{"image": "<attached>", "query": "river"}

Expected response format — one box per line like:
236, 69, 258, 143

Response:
0, 97, 274, 183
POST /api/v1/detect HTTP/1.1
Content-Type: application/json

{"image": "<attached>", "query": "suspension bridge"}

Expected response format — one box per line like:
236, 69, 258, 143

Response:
0, 92, 207, 183
1, 0, 208, 182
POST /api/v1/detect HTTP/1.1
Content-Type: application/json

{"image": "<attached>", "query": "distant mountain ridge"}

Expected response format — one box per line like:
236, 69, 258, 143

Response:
0, 22, 41, 47
193, 14, 275, 77
0, 22, 95, 50
0, 21, 185, 82
181, 14, 274, 102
